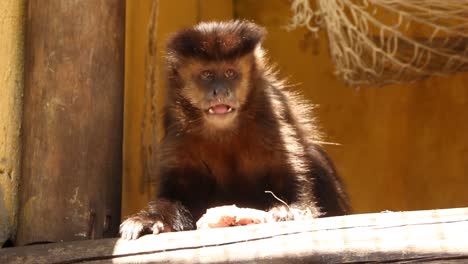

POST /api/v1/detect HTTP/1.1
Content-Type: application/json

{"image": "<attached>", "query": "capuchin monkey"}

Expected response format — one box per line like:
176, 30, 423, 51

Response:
120, 20, 350, 240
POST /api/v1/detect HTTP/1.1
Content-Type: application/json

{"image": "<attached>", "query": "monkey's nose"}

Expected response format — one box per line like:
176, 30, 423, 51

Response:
213, 85, 230, 97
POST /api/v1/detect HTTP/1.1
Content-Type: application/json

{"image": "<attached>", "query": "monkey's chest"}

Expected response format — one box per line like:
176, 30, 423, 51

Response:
197, 148, 293, 205
199, 145, 273, 183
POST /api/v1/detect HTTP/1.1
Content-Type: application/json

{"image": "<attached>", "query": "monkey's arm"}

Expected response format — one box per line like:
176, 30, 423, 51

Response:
308, 144, 351, 216
266, 145, 351, 220
119, 161, 211, 240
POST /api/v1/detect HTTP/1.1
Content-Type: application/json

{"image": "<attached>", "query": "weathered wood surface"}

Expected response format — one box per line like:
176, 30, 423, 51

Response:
0, 0, 25, 245
2, 207, 468, 263
17, 0, 125, 245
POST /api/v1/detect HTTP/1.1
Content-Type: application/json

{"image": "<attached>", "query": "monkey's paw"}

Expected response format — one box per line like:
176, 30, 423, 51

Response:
119, 215, 169, 240
268, 205, 295, 222
196, 205, 269, 229
268, 205, 315, 222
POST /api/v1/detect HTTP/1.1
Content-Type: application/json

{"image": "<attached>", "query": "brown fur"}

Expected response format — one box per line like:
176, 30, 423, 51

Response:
120, 21, 350, 240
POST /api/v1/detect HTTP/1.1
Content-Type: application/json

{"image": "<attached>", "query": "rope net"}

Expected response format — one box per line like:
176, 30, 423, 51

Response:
289, 0, 468, 86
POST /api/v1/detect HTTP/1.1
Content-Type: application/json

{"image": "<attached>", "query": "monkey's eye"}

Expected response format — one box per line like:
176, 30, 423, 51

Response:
200, 70, 214, 81
224, 69, 237, 79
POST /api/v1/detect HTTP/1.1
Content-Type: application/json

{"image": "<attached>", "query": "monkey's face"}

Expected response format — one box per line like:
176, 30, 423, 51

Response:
178, 56, 252, 129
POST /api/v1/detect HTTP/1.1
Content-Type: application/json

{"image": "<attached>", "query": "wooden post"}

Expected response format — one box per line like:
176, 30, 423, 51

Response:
0, 0, 25, 246
16, 0, 125, 245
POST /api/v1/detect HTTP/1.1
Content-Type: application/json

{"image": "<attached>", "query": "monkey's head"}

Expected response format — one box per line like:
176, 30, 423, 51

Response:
166, 21, 267, 131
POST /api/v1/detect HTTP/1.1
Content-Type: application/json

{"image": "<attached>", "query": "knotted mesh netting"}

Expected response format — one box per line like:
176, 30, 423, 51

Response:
289, 0, 468, 86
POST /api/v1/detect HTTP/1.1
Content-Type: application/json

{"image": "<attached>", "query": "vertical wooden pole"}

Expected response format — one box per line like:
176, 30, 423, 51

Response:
0, 0, 25, 246
17, 0, 125, 245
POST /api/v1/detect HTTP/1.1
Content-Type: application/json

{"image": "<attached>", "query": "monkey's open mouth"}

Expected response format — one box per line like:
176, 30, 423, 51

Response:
207, 104, 234, 115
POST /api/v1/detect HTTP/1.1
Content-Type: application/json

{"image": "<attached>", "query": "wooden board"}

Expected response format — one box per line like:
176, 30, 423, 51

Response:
17, 0, 125, 245
0, 0, 25, 245
3, 207, 468, 263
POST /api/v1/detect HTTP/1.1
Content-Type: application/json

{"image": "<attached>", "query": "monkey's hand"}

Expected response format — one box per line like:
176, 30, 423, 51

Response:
120, 199, 194, 240
268, 205, 316, 222
196, 205, 269, 229
119, 214, 169, 240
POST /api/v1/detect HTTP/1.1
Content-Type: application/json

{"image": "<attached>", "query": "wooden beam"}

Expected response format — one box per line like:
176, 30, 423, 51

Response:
0, 0, 25, 245
2, 207, 468, 263
17, 0, 125, 245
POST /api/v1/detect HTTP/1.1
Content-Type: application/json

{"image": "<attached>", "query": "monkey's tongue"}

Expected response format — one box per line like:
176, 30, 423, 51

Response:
209, 104, 232, 114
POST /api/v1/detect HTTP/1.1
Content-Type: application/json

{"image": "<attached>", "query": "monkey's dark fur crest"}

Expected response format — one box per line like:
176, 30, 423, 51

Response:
120, 20, 351, 240
167, 20, 266, 61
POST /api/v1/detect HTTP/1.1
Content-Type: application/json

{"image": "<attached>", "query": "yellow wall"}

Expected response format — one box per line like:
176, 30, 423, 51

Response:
123, 0, 468, 217
0, 0, 25, 243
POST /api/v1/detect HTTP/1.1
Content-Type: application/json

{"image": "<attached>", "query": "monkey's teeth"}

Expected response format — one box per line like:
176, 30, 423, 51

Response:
208, 108, 215, 114
227, 107, 233, 113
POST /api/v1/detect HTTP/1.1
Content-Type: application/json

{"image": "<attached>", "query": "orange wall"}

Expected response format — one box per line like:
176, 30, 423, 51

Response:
123, 0, 468, 217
